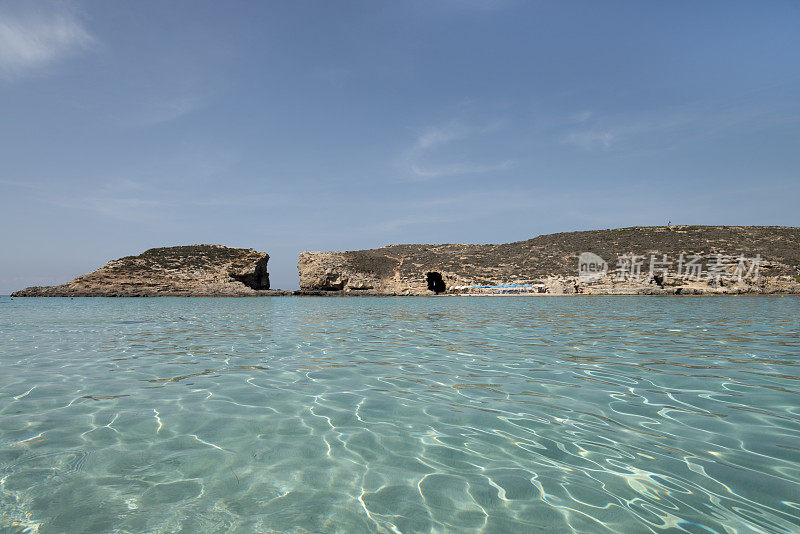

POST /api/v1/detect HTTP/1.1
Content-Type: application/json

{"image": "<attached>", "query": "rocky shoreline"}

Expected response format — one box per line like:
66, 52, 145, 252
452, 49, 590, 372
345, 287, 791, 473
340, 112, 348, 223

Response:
12, 226, 800, 297
297, 226, 800, 296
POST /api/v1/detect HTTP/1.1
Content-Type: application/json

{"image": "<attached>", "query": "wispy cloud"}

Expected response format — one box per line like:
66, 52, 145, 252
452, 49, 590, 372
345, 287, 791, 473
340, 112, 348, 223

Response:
400, 118, 514, 181
130, 94, 209, 125
560, 88, 800, 153
568, 111, 593, 124
414, 122, 470, 150
0, 3, 94, 79
410, 159, 514, 179
561, 130, 616, 151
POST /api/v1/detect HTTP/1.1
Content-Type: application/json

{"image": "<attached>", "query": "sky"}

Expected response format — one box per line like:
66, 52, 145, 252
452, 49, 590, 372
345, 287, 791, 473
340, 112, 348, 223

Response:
1, 0, 799, 293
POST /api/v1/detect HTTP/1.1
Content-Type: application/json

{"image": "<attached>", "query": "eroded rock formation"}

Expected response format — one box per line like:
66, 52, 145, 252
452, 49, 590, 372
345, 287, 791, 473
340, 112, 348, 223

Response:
12, 245, 285, 297
297, 226, 800, 295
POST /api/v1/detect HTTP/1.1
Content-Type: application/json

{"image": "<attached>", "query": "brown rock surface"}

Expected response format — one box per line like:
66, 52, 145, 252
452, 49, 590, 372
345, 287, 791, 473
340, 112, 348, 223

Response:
12, 245, 285, 297
297, 226, 800, 295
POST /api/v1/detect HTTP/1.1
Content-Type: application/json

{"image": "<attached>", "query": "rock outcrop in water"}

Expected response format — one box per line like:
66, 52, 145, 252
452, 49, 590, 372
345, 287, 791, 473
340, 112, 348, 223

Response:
12, 245, 287, 297
297, 226, 800, 295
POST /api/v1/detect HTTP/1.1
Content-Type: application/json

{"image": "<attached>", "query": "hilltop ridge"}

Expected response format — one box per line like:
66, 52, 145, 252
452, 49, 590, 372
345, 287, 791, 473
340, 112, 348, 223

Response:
298, 226, 800, 295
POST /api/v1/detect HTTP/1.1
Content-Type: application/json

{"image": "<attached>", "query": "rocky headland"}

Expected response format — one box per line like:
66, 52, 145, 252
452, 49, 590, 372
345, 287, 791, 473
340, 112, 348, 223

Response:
297, 226, 800, 295
12, 227, 800, 297
12, 245, 289, 297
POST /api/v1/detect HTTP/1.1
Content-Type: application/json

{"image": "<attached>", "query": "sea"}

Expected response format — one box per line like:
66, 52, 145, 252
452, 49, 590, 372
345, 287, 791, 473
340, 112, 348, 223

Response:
0, 296, 798, 533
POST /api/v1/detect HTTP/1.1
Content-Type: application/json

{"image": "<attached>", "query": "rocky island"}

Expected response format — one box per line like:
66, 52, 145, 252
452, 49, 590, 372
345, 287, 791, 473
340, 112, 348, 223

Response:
11, 227, 800, 297
11, 245, 288, 297
298, 226, 800, 295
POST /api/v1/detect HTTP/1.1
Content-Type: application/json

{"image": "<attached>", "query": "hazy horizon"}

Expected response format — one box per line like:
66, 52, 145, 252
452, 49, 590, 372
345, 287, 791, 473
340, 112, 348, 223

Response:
2, 1, 799, 293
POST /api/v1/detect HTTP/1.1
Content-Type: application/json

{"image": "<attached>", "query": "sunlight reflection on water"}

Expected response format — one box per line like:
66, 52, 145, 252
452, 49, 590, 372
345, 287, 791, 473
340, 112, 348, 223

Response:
1, 296, 799, 532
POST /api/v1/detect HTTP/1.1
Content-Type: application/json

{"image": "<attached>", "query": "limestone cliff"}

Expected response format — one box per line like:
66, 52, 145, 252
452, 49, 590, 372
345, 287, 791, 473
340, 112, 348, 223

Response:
297, 226, 800, 295
12, 245, 283, 297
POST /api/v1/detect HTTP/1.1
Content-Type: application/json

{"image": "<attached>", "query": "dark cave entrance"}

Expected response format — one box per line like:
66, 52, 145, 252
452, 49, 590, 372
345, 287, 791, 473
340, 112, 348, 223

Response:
231, 258, 270, 290
426, 272, 446, 294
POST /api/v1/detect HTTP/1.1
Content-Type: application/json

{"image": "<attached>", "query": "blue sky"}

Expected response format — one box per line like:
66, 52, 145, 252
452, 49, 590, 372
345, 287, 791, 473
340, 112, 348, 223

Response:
1, 0, 799, 292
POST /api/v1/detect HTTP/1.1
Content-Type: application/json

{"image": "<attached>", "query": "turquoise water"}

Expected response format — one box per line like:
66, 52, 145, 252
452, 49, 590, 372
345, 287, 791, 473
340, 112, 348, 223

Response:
1, 296, 799, 533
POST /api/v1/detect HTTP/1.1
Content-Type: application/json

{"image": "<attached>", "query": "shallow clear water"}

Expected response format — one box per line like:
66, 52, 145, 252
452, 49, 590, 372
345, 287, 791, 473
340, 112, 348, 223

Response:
0, 296, 799, 533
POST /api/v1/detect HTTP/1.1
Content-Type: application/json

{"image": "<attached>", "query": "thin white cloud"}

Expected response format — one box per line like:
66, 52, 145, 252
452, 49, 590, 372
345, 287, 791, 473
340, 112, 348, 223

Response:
415, 122, 470, 150
400, 118, 514, 180
0, 4, 94, 79
568, 111, 593, 123
561, 130, 616, 151
560, 88, 800, 153
410, 159, 514, 179
131, 94, 209, 125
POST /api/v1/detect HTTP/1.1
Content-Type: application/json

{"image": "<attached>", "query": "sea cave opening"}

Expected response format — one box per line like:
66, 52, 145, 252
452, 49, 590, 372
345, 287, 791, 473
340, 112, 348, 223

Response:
426, 272, 446, 294
231, 258, 270, 290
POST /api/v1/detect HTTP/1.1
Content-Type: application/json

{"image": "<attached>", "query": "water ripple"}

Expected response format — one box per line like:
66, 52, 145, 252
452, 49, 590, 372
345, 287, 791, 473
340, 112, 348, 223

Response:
0, 296, 798, 532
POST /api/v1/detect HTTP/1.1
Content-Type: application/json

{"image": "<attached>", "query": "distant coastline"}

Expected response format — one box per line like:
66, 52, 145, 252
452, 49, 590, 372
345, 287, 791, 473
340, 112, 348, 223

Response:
297, 225, 800, 296
12, 226, 800, 297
